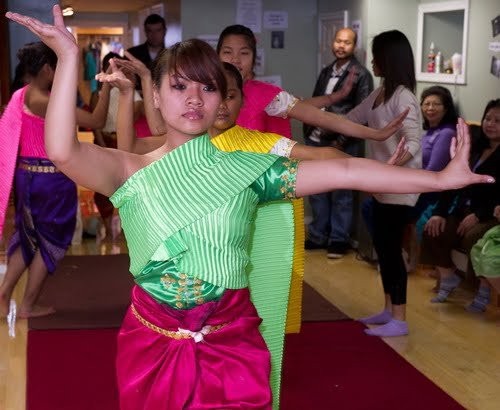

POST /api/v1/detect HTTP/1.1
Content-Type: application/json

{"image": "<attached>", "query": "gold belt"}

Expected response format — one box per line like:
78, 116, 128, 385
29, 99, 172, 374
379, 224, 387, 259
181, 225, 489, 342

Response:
18, 163, 59, 173
130, 304, 228, 340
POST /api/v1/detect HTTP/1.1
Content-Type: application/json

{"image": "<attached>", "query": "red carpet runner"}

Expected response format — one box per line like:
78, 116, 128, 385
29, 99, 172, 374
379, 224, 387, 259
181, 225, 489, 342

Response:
27, 321, 464, 410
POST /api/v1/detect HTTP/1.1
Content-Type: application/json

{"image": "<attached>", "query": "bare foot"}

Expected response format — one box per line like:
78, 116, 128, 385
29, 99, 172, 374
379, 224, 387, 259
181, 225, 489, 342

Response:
425, 270, 438, 279
18, 305, 55, 319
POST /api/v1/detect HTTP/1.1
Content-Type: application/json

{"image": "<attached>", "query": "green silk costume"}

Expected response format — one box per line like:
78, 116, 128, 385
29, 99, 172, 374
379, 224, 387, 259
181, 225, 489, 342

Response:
471, 225, 500, 278
110, 135, 298, 409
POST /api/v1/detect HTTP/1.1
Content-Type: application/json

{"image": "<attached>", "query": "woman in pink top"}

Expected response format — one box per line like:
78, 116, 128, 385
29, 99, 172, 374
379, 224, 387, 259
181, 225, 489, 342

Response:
0, 42, 110, 318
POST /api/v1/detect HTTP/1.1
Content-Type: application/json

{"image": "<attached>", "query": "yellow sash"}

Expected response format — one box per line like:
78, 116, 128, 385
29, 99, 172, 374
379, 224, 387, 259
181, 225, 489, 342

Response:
213, 125, 304, 334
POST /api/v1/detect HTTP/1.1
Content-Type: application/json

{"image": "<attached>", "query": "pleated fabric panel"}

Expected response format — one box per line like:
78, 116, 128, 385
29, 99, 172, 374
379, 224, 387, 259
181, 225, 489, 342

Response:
213, 126, 304, 334
247, 200, 294, 410
284, 198, 305, 334
0, 86, 25, 236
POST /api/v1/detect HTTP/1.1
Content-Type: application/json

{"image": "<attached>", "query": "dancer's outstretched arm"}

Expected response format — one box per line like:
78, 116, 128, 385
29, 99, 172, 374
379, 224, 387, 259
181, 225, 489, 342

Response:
6, 6, 136, 197
301, 69, 355, 109
289, 102, 408, 142
295, 119, 494, 197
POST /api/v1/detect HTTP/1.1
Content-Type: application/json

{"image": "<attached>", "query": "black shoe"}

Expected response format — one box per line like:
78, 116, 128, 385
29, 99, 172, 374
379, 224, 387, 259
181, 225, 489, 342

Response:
327, 242, 349, 259
305, 239, 326, 250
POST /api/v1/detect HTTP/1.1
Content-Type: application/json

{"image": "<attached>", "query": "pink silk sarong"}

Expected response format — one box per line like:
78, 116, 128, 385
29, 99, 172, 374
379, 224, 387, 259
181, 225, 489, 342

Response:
0, 86, 26, 236
116, 285, 272, 410
237, 80, 292, 138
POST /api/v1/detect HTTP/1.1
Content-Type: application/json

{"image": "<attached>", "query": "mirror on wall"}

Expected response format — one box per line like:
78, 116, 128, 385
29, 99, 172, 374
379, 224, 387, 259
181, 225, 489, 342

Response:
416, 0, 469, 84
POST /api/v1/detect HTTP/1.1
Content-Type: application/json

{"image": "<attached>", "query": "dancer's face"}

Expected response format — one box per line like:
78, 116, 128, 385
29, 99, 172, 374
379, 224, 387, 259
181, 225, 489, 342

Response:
154, 71, 222, 138
218, 34, 254, 82
213, 72, 243, 132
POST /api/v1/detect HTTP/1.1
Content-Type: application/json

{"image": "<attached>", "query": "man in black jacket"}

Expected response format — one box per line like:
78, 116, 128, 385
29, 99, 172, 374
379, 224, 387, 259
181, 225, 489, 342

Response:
127, 14, 166, 70
304, 27, 373, 258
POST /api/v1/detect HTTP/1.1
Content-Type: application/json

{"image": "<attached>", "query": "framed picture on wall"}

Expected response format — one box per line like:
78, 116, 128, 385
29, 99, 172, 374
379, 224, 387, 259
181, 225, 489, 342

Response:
271, 31, 284, 49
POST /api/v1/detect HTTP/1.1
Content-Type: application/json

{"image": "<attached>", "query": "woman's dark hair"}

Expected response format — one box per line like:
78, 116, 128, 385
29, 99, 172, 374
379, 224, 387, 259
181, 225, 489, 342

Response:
222, 62, 244, 96
102, 52, 122, 72
372, 30, 416, 101
11, 42, 57, 93
420, 86, 458, 130
152, 38, 227, 99
216, 24, 257, 67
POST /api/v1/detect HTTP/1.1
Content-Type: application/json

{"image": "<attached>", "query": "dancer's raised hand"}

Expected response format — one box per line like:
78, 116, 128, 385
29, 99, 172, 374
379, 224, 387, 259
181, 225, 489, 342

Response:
115, 51, 152, 80
386, 137, 409, 166
438, 118, 495, 189
328, 68, 356, 104
6, 5, 77, 58
95, 59, 135, 92
374, 108, 410, 141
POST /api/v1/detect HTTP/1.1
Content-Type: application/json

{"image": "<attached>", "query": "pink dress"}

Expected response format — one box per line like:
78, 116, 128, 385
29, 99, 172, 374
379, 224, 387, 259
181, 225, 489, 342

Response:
237, 80, 292, 138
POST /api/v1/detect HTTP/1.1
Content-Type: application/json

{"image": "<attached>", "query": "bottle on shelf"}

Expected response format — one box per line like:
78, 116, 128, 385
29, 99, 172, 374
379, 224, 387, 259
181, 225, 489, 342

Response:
443, 59, 453, 74
427, 42, 436, 73
451, 52, 462, 75
434, 51, 442, 73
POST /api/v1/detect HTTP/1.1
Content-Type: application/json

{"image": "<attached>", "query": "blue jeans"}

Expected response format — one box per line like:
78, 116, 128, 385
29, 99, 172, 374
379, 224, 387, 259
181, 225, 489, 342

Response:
305, 138, 361, 245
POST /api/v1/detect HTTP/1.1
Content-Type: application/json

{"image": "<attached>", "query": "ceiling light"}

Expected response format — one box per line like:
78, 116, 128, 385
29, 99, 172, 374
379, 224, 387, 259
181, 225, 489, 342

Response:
62, 7, 74, 17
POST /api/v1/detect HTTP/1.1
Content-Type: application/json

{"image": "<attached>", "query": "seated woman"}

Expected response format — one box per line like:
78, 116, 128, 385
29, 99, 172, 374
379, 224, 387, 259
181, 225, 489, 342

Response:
415, 86, 458, 284
420, 99, 500, 303
416, 86, 458, 214
468, 205, 500, 313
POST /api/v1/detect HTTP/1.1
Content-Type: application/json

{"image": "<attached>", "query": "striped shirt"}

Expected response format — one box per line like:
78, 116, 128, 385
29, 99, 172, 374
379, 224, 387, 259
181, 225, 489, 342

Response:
110, 134, 298, 289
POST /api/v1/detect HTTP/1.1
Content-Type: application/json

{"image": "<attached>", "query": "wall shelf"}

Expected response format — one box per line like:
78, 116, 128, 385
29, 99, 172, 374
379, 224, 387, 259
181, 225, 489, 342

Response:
416, 0, 469, 84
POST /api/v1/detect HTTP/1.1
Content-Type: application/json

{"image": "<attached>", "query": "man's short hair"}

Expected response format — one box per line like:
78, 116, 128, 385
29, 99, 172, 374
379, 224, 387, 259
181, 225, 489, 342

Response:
144, 14, 166, 29
335, 28, 357, 46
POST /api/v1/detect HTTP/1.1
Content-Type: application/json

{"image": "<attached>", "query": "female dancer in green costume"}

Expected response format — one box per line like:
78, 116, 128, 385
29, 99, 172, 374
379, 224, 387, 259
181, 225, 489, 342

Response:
6, 5, 493, 409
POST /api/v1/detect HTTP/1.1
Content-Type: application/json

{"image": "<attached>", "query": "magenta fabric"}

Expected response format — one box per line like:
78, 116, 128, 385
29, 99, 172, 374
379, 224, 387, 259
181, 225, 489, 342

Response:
237, 80, 292, 138
116, 285, 272, 410
0, 86, 25, 236
133, 115, 152, 138
19, 107, 47, 158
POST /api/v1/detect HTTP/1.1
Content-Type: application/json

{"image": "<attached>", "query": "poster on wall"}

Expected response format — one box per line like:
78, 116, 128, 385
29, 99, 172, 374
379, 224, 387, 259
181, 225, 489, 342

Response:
492, 15, 500, 37
271, 31, 284, 49
489, 42, 500, 52
236, 0, 262, 33
351, 20, 362, 46
263, 11, 288, 29
491, 56, 500, 78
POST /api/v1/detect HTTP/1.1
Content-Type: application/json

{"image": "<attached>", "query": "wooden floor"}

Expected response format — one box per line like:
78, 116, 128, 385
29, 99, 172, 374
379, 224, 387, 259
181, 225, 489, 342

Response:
1, 243, 499, 410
